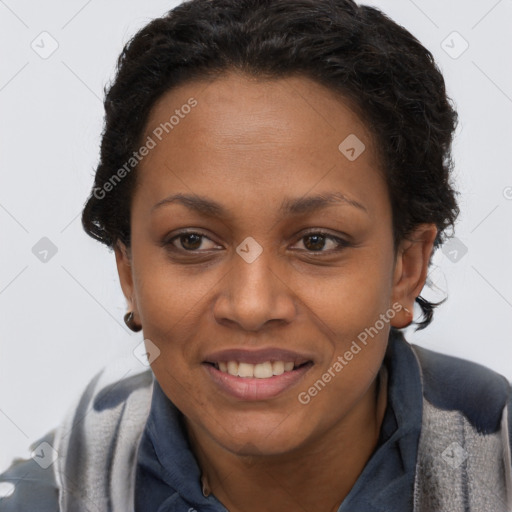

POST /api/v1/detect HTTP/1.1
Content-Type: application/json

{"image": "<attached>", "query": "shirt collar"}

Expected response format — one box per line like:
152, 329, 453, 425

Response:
339, 328, 423, 511
136, 328, 423, 512
136, 378, 219, 511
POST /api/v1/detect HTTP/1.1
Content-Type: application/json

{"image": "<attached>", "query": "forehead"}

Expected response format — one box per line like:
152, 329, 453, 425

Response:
135, 71, 387, 219
143, 71, 376, 156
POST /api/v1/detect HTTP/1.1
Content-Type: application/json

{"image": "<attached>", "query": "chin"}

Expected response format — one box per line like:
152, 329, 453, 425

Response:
207, 412, 311, 456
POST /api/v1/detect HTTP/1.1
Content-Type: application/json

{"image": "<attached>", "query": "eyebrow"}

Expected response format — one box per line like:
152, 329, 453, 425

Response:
151, 191, 368, 217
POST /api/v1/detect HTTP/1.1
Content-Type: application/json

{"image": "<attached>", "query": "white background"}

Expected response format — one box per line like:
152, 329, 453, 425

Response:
1, 0, 511, 471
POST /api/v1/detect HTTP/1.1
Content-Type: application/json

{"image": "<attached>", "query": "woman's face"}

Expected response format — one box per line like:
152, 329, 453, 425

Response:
115, 71, 433, 456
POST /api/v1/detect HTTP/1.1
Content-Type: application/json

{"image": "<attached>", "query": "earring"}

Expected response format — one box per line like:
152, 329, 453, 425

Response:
402, 305, 413, 327
124, 311, 142, 332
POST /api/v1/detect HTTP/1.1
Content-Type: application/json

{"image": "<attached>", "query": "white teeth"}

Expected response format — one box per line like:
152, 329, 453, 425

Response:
237, 362, 254, 378
272, 361, 284, 376
216, 360, 299, 378
227, 361, 238, 375
253, 362, 273, 378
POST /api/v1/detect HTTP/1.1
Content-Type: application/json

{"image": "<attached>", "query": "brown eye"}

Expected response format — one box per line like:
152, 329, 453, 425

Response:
303, 234, 327, 251
291, 231, 350, 253
179, 233, 203, 250
165, 231, 220, 252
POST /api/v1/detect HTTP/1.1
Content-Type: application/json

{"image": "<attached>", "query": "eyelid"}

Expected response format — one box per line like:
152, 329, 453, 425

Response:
298, 228, 349, 239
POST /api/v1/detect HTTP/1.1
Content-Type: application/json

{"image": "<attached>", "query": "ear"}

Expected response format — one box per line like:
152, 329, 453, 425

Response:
114, 241, 139, 321
390, 223, 437, 328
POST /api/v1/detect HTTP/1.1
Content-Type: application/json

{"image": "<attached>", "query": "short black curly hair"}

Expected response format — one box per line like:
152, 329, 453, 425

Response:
81, 0, 459, 330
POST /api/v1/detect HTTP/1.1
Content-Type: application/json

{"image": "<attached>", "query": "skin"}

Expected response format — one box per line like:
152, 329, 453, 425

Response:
115, 70, 437, 512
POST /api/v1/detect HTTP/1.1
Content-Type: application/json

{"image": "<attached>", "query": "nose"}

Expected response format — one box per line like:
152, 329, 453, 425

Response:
213, 247, 297, 331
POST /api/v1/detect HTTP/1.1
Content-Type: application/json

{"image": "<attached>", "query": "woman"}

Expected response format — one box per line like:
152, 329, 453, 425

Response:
1, 0, 511, 511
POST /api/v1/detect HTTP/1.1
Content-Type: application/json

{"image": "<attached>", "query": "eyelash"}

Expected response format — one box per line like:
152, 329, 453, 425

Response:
164, 230, 350, 255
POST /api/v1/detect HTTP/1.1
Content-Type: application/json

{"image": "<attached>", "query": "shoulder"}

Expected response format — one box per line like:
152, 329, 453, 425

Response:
409, 344, 512, 510
0, 363, 154, 511
410, 343, 512, 435
0, 430, 59, 511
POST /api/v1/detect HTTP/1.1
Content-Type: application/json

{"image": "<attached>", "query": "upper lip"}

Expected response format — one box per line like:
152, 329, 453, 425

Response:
203, 347, 314, 366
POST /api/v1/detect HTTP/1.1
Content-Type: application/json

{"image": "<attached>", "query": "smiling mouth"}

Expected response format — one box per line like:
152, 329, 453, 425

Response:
204, 360, 313, 379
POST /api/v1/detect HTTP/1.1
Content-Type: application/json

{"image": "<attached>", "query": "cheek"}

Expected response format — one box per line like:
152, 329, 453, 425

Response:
134, 264, 212, 411
304, 248, 395, 334
132, 244, 219, 331
297, 272, 392, 418
129, 255, 216, 379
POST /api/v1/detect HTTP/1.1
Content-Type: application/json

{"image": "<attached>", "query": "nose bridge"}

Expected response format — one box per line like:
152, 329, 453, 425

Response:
214, 240, 296, 330
234, 246, 274, 296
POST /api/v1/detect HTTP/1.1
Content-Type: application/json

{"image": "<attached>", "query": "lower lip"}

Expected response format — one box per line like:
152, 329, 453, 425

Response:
203, 362, 313, 401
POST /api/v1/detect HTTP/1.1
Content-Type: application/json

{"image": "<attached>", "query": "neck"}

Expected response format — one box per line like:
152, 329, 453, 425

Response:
186, 366, 388, 512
